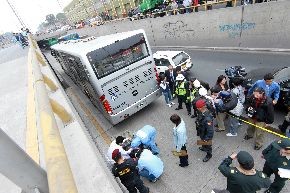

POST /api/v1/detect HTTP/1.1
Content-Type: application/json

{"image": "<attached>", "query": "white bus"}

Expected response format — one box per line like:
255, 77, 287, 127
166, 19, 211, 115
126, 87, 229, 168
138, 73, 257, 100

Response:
51, 29, 161, 125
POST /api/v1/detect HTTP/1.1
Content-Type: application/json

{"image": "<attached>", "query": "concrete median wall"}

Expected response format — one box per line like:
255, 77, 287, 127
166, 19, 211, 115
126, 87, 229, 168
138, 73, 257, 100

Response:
60, 0, 290, 49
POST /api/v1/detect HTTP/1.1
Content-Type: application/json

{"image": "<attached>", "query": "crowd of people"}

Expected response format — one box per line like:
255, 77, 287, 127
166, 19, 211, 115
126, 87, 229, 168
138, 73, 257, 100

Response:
127, 0, 274, 19
107, 64, 289, 193
13, 28, 30, 49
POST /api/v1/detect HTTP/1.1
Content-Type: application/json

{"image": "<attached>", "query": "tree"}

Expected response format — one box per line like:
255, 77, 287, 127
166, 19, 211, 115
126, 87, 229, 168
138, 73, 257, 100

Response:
38, 22, 49, 31
46, 14, 56, 25
56, 13, 67, 22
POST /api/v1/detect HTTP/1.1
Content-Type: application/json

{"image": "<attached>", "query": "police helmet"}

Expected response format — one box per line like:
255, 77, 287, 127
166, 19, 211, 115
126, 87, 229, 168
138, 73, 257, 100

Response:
176, 74, 185, 81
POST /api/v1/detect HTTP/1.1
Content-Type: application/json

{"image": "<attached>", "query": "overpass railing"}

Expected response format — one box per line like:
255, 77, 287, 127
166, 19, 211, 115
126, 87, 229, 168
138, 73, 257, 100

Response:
27, 35, 78, 193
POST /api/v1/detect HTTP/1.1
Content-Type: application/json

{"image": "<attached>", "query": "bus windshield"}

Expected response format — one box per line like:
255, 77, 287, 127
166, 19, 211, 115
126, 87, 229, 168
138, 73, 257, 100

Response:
87, 33, 149, 79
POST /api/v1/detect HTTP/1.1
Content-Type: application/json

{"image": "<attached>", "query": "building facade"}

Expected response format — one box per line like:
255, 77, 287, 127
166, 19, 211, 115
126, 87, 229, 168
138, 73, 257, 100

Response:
64, 0, 142, 24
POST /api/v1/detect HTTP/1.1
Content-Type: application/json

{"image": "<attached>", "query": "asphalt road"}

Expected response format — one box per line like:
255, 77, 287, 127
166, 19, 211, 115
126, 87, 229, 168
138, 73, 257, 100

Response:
45, 49, 290, 193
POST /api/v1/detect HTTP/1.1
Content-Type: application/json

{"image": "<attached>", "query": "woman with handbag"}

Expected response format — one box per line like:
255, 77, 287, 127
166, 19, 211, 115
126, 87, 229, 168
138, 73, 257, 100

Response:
170, 114, 188, 167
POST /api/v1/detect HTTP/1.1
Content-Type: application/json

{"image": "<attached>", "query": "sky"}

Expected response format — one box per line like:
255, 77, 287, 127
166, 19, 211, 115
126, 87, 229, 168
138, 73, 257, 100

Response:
0, 0, 72, 33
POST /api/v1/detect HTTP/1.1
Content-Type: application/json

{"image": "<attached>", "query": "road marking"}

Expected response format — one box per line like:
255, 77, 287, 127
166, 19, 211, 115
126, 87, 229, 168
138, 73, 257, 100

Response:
67, 88, 112, 145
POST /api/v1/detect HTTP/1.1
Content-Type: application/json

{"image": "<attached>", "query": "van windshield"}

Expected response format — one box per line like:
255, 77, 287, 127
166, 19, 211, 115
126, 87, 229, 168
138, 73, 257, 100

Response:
172, 52, 189, 66
87, 33, 149, 79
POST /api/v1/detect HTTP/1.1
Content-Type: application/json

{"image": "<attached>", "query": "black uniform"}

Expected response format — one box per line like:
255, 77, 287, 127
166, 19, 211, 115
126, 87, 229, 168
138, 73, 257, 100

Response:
112, 158, 149, 193
164, 69, 177, 96
196, 110, 214, 158
262, 140, 290, 193
218, 157, 271, 193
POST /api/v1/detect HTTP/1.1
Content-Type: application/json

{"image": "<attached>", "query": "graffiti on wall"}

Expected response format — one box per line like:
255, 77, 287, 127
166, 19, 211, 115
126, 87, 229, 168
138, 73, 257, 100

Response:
163, 21, 195, 39
219, 22, 256, 38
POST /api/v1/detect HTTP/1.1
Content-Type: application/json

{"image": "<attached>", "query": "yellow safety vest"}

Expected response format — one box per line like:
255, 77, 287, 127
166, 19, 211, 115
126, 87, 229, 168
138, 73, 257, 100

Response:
176, 82, 186, 96
190, 88, 198, 102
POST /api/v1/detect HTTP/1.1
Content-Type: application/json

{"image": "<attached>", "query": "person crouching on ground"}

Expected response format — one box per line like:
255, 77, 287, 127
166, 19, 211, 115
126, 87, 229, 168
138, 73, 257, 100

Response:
111, 149, 149, 193
107, 136, 132, 165
131, 125, 160, 155
170, 114, 189, 167
130, 147, 164, 183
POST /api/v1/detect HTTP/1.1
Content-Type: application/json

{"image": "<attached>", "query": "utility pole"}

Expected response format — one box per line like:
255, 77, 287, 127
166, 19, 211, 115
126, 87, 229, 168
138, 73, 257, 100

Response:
6, 0, 27, 29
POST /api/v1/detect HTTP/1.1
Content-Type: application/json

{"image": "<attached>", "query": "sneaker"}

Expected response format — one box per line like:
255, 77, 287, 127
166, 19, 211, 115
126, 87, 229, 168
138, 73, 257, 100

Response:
170, 102, 175, 105
188, 112, 191, 116
226, 133, 237, 137
175, 107, 183, 110
149, 178, 158, 183
167, 104, 172, 107
238, 122, 242, 126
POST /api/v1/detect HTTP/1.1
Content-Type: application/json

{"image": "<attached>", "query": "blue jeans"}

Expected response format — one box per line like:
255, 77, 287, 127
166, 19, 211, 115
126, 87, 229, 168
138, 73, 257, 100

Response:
163, 90, 172, 104
139, 168, 157, 181
148, 134, 159, 154
229, 116, 239, 134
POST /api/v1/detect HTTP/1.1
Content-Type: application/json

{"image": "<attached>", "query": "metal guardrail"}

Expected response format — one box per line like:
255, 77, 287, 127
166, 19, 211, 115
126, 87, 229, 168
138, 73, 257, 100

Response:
27, 35, 78, 193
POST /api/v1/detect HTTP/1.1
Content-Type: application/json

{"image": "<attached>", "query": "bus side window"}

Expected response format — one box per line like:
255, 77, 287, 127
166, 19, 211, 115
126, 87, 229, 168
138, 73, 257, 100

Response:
68, 55, 88, 81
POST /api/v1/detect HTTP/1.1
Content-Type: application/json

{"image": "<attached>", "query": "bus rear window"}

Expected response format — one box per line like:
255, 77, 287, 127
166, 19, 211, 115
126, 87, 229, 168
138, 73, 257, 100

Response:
87, 33, 149, 79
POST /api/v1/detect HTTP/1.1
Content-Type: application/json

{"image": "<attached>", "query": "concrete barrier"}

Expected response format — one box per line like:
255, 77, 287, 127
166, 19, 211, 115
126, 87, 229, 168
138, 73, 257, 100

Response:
27, 34, 123, 193
37, 1, 290, 50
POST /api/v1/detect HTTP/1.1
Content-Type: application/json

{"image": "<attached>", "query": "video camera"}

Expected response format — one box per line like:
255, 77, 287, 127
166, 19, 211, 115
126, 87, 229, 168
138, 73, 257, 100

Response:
225, 66, 252, 90
225, 66, 247, 78
121, 138, 132, 151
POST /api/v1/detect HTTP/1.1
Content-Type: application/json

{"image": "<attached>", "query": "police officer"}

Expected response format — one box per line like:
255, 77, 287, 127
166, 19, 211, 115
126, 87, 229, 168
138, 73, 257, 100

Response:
195, 99, 214, 162
262, 138, 290, 193
175, 74, 191, 115
111, 149, 149, 193
218, 151, 271, 193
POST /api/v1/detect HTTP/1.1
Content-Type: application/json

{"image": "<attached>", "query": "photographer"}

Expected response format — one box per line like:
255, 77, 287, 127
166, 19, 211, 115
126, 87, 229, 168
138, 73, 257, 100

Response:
244, 87, 274, 150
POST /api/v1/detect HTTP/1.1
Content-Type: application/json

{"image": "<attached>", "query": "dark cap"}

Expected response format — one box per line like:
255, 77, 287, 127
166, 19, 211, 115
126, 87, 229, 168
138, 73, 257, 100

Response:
196, 99, 206, 109
272, 139, 290, 150
253, 87, 265, 94
237, 151, 254, 170
112, 149, 121, 160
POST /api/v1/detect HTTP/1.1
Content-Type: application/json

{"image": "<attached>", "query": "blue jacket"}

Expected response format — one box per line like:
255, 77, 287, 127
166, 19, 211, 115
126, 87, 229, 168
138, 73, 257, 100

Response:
138, 149, 164, 178
173, 120, 187, 151
248, 80, 280, 101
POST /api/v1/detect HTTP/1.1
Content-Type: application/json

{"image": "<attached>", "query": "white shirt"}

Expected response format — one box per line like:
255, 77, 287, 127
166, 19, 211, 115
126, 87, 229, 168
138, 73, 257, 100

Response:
107, 140, 131, 164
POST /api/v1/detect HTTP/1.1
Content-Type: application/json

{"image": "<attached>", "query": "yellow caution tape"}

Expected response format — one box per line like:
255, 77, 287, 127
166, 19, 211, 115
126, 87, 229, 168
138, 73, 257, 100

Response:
226, 113, 290, 139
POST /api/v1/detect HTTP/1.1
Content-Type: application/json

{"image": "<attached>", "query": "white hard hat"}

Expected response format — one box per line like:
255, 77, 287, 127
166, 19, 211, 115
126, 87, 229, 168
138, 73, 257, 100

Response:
193, 79, 201, 88
176, 74, 185, 81
199, 87, 207, 96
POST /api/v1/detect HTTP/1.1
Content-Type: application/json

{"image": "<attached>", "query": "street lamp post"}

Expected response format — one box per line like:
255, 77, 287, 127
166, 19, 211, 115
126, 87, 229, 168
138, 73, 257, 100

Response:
6, 0, 27, 29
